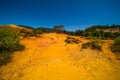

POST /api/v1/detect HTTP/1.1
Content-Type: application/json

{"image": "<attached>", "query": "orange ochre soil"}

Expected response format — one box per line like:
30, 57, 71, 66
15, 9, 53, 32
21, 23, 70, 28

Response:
0, 33, 120, 80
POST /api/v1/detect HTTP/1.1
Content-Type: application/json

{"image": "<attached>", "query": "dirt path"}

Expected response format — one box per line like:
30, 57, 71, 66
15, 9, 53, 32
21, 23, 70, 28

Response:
0, 33, 120, 80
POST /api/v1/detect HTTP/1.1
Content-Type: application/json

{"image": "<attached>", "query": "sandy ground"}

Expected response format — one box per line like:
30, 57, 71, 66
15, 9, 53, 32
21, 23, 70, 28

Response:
0, 33, 120, 80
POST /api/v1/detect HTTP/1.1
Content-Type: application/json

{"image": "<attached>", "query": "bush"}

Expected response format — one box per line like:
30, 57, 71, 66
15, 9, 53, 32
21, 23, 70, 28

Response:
0, 28, 25, 66
82, 40, 103, 50
0, 52, 11, 66
111, 37, 120, 53
22, 30, 42, 37
81, 42, 91, 49
0, 28, 24, 52
23, 32, 35, 37
90, 40, 102, 50
65, 36, 81, 44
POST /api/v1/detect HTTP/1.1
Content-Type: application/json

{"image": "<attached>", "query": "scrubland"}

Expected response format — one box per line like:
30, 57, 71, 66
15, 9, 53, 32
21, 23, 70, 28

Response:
0, 33, 120, 80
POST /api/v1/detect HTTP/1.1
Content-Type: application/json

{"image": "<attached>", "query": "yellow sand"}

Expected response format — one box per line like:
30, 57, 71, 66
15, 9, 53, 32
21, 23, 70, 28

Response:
0, 33, 120, 80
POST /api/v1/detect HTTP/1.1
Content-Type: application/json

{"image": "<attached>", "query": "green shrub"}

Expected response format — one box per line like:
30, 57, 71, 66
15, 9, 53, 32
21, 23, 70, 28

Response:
111, 37, 120, 53
0, 28, 24, 52
90, 40, 102, 50
0, 52, 11, 66
0, 28, 25, 66
65, 36, 81, 44
23, 32, 35, 37
81, 42, 91, 49
22, 30, 42, 37
82, 40, 103, 50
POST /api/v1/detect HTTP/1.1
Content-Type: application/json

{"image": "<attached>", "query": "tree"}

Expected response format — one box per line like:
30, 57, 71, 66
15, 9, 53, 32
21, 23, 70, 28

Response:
74, 30, 84, 36
53, 25, 64, 33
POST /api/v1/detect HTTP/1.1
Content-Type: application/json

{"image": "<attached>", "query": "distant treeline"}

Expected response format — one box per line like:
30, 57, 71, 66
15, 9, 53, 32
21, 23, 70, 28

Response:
18, 24, 120, 39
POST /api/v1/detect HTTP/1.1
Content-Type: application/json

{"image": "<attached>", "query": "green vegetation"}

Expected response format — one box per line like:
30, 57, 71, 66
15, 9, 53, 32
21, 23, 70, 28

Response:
20, 29, 43, 37
62, 24, 120, 40
0, 28, 25, 66
18, 25, 55, 33
23, 31, 42, 37
111, 37, 120, 59
83, 25, 120, 39
35, 27, 54, 33
82, 39, 103, 51
111, 37, 120, 53
65, 36, 81, 44
81, 42, 91, 49
0, 52, 12, 66
0, 24, 120, 65
53, 25, 64, 33
18, 25, 34, 29
17, 24, 120, 40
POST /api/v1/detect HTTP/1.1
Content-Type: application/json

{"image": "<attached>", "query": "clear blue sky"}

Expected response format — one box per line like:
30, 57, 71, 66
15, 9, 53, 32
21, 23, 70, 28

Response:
0, 0, 120, 30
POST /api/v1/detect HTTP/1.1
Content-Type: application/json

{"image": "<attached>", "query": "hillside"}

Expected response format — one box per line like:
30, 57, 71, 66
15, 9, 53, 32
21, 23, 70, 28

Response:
0, 33, 120, 80
0, 24, 32, 32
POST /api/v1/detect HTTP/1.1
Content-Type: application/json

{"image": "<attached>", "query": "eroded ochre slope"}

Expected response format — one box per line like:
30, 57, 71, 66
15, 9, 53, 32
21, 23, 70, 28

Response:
0, 33, 120, 80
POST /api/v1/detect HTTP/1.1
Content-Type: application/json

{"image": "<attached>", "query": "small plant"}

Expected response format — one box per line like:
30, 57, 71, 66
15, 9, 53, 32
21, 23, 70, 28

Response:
22, 30, 42, 37
65, 36, 81, 44
81, 42, 91, 49
82, 39, 103, 50
90, 40, 102, 50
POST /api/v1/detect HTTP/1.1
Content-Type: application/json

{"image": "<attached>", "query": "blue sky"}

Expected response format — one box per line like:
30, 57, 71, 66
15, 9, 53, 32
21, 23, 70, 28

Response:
0, 0, 120, 30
